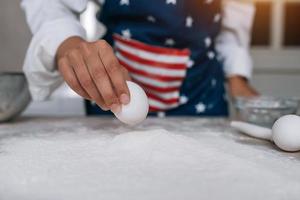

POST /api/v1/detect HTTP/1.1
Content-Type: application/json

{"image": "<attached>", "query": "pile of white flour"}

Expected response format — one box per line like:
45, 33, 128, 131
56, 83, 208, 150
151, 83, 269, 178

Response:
0, 117, 300, 200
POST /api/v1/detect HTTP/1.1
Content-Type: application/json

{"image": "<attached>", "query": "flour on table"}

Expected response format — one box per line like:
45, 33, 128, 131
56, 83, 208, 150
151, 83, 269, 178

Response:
1, 125, 300, 200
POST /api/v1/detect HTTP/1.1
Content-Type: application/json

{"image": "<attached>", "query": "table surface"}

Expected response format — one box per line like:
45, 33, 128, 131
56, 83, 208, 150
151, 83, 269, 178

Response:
0, 117, 300, 200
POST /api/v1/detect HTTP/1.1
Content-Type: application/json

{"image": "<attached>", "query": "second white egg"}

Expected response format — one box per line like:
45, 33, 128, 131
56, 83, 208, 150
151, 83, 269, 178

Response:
272, 115, 300, 152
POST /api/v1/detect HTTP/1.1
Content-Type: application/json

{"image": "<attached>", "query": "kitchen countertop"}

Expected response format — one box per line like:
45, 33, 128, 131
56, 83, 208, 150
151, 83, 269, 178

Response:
0, 116, 300, 200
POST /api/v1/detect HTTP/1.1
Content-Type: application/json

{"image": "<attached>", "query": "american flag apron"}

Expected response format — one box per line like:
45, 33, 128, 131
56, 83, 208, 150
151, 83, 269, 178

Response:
113, 34, 190, 112
85, 0, 229, 116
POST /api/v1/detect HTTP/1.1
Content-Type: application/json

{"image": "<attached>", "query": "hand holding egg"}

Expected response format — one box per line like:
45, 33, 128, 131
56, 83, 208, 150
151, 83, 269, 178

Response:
114, 81, 149, 125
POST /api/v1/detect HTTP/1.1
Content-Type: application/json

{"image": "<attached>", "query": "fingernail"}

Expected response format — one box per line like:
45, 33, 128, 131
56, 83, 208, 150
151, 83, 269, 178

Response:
120, 94, 130, 105
101, 106, 109, 111
96, 102, 109, 111
111, 104, 121, 114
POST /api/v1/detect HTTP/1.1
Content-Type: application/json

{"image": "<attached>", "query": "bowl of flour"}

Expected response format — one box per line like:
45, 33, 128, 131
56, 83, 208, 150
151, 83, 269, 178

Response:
234, 96, 299, 127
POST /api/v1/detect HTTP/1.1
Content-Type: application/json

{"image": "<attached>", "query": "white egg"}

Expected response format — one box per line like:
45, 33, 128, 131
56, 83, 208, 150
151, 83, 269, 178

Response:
272, 115, 300, 152
114, 81, 149, 125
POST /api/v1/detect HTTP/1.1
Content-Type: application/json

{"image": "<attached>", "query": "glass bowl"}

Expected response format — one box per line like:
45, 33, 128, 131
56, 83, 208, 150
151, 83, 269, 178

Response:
234, 96, 299, 128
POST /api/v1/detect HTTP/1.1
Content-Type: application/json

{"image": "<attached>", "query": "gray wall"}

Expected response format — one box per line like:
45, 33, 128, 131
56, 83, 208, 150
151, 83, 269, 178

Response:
0, 0, 31, 73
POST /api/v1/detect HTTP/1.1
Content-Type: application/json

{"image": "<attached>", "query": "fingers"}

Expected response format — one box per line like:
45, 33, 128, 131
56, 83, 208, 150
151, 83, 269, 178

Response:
80, 42, 121, 113
58, 57, 90, 100
95, 40, 130, 105
65, 49, 109, 111
57, 39, 130, 113
121, 66, 132, 81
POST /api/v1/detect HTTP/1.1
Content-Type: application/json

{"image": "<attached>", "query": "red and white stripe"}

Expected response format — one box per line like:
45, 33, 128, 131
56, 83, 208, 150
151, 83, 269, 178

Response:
113, 34, 190, 111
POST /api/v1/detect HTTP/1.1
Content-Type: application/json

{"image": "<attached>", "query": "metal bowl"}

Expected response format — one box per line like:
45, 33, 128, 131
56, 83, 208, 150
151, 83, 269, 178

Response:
0, 73, 31, 122
234, 96, 299, 128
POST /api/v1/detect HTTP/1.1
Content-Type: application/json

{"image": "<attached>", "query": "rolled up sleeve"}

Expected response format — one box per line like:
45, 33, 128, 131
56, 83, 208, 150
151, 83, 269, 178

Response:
216, 1, 256, 80
21, 0, 88, 100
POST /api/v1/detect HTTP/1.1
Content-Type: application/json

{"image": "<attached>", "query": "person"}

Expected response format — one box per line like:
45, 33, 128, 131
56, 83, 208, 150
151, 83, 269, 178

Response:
21, 0, 258, 117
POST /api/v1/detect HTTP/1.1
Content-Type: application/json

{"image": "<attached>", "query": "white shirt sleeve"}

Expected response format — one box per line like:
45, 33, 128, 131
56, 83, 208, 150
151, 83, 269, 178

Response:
216, 1, 256, 80
21, 0, 88, 101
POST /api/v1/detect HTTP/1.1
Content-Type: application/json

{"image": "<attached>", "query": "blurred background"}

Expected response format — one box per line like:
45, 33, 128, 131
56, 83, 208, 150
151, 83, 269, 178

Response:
0, 0, 299, 117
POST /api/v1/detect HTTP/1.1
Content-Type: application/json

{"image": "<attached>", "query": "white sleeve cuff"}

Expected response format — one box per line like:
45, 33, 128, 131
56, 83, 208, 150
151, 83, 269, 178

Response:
216, 1, 255, 80
217, 45, 253, 80
23, 18, 86, 101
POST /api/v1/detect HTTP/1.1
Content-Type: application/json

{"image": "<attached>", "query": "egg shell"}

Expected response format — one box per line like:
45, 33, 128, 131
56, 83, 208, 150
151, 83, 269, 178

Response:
114, 81, 149, 125
272, 115, 300, 152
